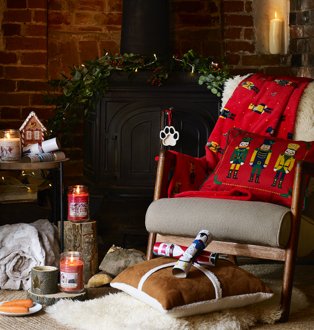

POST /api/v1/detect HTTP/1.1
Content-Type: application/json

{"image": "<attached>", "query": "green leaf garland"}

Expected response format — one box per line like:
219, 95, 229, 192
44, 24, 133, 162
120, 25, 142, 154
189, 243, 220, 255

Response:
46, 50, 229, 141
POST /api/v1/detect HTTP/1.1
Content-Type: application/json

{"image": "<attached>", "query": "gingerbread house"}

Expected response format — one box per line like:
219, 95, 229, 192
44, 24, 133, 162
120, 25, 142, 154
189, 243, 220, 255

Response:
19, 111, 47, 147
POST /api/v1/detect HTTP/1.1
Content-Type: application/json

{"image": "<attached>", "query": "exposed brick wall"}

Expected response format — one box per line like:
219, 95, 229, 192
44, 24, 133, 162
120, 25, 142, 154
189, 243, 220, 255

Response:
290, 0, 314, 77
48, 0, 122, 79
0, 0, 52, 130
172, 0, 222, 57
222, 0, 293, 76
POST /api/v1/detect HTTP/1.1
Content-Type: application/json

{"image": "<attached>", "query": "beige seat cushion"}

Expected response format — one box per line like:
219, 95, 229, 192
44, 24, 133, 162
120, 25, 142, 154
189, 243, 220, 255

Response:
146, 198, 291, 248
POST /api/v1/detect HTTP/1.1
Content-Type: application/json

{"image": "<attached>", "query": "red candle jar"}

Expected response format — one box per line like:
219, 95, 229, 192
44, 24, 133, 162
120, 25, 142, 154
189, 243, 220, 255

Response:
60, 251, 84, 293
67, 185, 89, 222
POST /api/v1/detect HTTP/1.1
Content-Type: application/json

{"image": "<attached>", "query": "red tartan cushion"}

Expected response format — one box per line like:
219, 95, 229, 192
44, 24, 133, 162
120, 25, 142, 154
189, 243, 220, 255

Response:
199, 129, 314, 207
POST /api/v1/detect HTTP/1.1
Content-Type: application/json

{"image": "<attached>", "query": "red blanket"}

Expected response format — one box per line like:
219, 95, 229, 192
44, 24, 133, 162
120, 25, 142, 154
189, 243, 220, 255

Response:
205, 73, 312, 170
170, 73, 312, 201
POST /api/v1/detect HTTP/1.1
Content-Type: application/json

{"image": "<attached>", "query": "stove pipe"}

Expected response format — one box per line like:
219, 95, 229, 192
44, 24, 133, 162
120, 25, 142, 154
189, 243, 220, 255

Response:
120, 0, 171, 58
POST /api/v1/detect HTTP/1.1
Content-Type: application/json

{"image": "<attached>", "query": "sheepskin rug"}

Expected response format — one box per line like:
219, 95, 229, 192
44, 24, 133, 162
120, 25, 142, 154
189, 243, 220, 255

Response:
46, 265, 309, 330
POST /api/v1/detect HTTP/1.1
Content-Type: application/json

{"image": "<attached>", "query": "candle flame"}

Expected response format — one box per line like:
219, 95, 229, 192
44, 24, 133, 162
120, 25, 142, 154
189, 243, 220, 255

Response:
74, 185, 81, 194
275, 11, 277, 19
4, 132, 10, 139
70, 254, 74, 262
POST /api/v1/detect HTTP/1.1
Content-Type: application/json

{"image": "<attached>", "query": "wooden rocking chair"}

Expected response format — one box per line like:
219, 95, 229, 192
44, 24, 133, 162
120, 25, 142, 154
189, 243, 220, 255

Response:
147, 109, 314, 326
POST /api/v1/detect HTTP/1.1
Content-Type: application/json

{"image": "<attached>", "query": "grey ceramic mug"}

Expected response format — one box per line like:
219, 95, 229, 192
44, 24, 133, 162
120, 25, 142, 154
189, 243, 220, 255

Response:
31, 266, 59, 295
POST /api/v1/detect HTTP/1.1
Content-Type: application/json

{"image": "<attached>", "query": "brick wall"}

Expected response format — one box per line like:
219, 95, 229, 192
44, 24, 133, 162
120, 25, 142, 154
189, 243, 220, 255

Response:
48, 0, 122, 79
290, 0, 314, 77
223, 0, 292, 76
172, 0, 222, 56
0, 0, 313, 180
0, 0, 52, 130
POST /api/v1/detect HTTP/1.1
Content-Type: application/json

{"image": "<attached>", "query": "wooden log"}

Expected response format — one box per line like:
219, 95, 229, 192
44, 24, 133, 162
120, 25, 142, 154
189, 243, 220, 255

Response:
31, 266, 59, 295
28, 289, 87, 306
62, 220, 98, 283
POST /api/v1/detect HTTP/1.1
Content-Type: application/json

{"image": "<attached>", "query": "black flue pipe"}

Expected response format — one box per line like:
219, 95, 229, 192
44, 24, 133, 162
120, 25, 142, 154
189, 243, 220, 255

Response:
120, 0, 171, 58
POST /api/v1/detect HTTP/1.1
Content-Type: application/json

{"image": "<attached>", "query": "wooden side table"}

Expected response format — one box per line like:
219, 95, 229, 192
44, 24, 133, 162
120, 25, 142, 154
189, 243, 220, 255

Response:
0, 159, 68, 251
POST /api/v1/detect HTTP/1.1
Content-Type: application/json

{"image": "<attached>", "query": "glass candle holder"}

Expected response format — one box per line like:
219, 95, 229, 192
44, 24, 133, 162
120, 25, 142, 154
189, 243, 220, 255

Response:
0, 129, 21, 161
60, 251, 84, 293
67, 185, 89, 222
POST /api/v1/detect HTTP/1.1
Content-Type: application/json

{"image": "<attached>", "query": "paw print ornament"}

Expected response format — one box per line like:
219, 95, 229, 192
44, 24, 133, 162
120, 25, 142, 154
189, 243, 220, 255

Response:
160, 126, 179, 146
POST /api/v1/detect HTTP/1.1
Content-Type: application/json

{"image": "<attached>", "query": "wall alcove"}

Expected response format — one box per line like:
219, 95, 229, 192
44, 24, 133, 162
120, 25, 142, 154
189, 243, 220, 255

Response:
253, 0, 290, 55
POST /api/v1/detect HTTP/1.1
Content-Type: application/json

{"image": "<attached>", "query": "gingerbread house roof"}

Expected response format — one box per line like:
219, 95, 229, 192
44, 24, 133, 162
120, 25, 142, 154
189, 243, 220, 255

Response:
19, 111, 47, 132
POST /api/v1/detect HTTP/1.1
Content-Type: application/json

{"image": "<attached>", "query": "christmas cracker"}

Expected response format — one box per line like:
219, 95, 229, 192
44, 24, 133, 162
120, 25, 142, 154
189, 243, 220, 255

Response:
153, 242, 218, 266
172, 229, 213, 278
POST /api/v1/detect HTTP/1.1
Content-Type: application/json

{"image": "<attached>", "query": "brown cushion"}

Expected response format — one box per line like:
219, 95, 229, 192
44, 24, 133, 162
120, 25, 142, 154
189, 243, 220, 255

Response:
111, 257, 273, 317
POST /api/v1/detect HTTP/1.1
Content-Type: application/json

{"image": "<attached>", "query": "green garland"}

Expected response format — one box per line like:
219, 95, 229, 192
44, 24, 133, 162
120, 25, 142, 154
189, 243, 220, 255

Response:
46, 50, 229, 140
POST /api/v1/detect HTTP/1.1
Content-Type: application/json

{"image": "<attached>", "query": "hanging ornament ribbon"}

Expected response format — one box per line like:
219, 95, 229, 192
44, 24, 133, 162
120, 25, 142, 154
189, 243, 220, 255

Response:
160, 107, 179, 147
164, 108, 173, 126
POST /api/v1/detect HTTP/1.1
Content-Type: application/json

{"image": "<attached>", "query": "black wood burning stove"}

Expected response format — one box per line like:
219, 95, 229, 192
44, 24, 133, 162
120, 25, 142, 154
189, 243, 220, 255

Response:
83, 1, 220, 249
84, 73, 219, 249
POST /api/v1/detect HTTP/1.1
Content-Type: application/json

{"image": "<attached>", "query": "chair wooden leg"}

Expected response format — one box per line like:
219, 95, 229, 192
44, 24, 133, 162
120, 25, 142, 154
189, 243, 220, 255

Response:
280, 219, 300, 321
280, 249, 296, 322
146, 232, 157, 260
279, 161, 304, 322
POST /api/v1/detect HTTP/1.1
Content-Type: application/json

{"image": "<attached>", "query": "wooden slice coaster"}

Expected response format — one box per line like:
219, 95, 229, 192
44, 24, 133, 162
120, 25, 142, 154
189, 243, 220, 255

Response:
27, 288, 87, 306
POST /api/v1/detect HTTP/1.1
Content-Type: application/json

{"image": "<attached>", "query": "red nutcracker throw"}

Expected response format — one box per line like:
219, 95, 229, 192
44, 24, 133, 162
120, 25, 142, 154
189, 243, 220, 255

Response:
167, 73, 313, 203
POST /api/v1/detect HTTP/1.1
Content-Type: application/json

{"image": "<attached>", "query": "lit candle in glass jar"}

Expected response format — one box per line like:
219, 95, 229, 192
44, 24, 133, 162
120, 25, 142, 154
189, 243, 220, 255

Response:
0, 129, 21, 161
60, 251, 84, 293
67, 185, 89, 222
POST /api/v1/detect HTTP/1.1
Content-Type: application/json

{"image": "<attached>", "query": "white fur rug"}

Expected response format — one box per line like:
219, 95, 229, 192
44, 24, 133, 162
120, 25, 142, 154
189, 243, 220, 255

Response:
46, 265, 309, 330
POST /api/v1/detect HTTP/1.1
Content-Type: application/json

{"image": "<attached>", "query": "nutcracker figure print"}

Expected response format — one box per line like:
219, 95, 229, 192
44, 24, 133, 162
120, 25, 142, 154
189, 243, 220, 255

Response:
248, 139, 274, 183
227, 136, 252, 179
271, 143, 300, 188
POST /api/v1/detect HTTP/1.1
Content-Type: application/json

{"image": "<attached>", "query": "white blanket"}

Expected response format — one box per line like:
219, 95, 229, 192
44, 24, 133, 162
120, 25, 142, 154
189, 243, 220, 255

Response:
0, 219, 59, 290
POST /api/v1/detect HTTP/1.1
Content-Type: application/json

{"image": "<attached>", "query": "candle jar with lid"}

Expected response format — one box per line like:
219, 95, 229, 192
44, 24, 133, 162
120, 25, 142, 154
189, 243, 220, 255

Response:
67, 185, 89, 222
0, 129, 21, 161
60, 251, 84, 293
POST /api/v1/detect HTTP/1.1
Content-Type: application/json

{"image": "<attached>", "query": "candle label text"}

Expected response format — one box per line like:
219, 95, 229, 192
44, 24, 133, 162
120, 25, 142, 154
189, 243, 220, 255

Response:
0, 141, 21, 161
68, 196, 89, 221
60, 271, 79, 288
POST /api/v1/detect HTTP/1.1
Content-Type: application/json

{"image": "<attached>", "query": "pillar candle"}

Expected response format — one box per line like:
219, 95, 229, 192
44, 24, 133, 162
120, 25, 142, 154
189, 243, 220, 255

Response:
0, 129, 21, 161
60, 251, 84, 293
269, 12, 283, 54
67, 185, 89, 222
